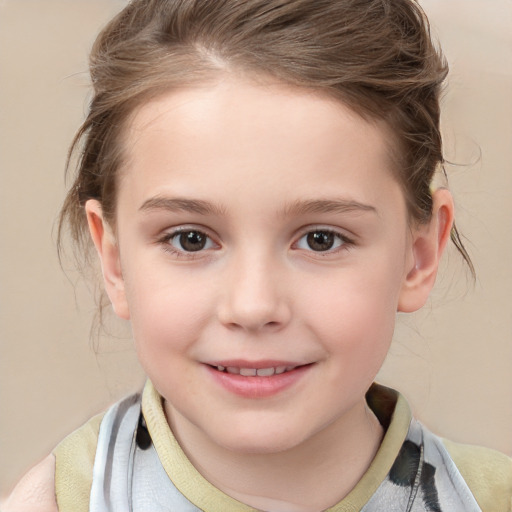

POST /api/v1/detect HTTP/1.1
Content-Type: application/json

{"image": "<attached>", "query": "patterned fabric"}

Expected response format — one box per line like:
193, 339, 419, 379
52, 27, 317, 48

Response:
90, 394, 200, 511
363, 418, 480, 511
89, 393, 481, 512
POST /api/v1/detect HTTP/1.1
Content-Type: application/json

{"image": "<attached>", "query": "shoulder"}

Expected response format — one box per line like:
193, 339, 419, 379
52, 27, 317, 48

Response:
2, 413, 104, 512
443, 438, 512, 512
53, 411, 103, 465
2, 454, 57, 512
52, 412, 104, 510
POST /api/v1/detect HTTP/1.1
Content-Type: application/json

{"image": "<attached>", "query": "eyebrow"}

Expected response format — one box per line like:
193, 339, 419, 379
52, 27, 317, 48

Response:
281, 199, 377, 217
139, 196, 377, 218
139, 196, 226, 216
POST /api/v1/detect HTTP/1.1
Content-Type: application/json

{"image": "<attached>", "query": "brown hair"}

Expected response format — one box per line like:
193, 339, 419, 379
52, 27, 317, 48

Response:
59, 0, 473, 274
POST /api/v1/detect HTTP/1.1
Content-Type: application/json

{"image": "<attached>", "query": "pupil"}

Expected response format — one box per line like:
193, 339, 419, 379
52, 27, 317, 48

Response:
180, 231, 206, 251
307, 231, 334, 251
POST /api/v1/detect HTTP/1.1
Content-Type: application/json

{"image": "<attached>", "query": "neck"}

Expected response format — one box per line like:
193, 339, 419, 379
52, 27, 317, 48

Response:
166, 399, 383, 512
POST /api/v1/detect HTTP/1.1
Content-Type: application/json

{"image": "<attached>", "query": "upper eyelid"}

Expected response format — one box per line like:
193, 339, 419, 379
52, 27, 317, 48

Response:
159, 225, 216, 239
294, 225, 356, 242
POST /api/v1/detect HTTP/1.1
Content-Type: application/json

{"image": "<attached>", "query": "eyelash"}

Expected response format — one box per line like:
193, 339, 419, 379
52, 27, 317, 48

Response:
293, 228, 354, 255
157, 227, 354, 258
157, 228, 218, 259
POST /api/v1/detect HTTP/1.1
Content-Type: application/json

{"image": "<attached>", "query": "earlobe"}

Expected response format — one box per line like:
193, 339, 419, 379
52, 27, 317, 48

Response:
85, 200, 130, 320
398, 188, 454, 313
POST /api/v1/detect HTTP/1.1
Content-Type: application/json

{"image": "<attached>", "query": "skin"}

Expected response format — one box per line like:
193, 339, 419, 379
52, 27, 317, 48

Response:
2, 454, 56, 511
5, 77, 453, 511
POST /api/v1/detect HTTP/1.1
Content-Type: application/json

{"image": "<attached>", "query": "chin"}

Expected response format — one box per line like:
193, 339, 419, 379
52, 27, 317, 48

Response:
224, 438, 300, 456
210, 422, 310, 456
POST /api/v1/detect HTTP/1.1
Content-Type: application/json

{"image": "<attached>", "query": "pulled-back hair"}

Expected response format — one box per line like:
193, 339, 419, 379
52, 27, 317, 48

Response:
59, 0, 472, 272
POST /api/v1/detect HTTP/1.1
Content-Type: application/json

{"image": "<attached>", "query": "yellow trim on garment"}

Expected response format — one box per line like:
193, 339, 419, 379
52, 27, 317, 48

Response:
53, 381, 512, 511
142, 381, 412, 512
330, 388, 411, 511
142, 380, 256, 512
53, 412, 103, 512
444, 438, 512, 512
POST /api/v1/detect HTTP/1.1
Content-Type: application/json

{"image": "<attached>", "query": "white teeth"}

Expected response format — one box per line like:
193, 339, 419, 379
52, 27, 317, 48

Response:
256, 367, 275, 377
240, 368, 257, 376
216, 365, 299, 376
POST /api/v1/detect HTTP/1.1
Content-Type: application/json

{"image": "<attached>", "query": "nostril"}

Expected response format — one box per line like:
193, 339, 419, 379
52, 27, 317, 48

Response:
216, 291, 292, 332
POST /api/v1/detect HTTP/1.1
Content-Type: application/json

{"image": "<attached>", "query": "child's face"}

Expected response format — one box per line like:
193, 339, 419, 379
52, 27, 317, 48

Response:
89, 77, 437, 454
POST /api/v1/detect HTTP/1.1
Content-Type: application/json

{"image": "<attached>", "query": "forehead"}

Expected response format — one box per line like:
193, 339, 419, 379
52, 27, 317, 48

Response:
118, 77, 402, 214
128, 79, 392, 142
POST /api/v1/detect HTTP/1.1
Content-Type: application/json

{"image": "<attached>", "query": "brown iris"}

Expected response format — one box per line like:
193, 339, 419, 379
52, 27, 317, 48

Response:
306, 231, 335, 251
178, 231, 208, 251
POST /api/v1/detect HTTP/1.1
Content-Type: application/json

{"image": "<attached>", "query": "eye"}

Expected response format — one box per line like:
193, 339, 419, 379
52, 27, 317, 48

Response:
295, 229, 348, 252
169, 230, 215, 252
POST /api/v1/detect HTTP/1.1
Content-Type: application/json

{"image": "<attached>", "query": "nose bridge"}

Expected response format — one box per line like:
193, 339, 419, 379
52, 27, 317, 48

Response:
218, 245, 290, 331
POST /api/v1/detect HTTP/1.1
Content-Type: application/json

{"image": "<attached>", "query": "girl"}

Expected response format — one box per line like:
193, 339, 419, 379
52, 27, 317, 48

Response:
4, 0, 511, 510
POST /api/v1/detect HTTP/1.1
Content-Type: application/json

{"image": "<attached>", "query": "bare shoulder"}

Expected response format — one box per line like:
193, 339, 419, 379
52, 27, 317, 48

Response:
2, 454, 58, 512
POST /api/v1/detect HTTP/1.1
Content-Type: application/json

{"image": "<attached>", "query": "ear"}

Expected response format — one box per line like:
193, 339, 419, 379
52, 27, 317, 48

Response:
85, 199, 130, 320
398, 188, 454, 313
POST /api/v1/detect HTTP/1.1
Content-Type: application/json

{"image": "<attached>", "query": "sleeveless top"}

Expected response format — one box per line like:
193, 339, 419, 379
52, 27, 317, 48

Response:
86, 384, 482, 512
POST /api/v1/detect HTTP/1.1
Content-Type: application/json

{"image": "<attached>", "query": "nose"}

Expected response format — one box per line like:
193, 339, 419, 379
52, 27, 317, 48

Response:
217, 252, 291, 333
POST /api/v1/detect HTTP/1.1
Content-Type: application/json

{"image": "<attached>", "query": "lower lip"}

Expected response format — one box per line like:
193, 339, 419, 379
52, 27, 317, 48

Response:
205, 364, 312, 398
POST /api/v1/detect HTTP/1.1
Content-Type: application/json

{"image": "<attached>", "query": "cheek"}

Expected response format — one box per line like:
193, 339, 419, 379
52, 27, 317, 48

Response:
302, 258, 404, 357
308, 291, 396, 355
122, 267, 213, 364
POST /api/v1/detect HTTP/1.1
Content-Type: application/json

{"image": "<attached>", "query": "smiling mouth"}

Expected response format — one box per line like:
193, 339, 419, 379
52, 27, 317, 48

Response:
208, 364, 308, 376
206, 362, 313, 397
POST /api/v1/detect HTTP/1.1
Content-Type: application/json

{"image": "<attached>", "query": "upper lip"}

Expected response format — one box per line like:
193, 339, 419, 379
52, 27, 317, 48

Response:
204, 360, 307, 369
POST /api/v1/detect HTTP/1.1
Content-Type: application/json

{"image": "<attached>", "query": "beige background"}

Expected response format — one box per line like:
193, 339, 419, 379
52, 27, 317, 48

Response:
1, 0, 511, 498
